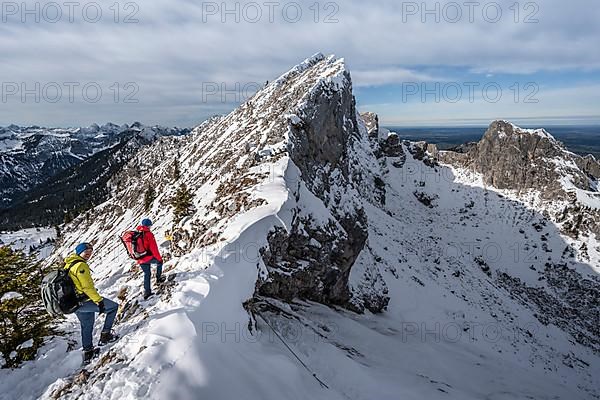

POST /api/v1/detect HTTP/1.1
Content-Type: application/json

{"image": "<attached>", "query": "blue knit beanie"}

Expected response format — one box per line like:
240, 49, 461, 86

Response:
141, 218, 153, 227
75, 243, 92, 255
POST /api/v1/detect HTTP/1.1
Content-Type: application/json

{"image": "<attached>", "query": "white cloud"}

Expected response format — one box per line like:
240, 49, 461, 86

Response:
0, 0, 598, 126
352, 68, 448, 87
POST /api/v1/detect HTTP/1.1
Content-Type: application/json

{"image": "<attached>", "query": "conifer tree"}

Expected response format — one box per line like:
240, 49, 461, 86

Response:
173, 158, 181, 181
63, 211, 73, 224
170, 183, 194, 222
0, 246, 54, 368
143, 185, 157, 212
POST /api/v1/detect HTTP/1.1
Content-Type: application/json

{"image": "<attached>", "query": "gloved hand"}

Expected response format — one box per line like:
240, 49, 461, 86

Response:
98, 299, 105, 314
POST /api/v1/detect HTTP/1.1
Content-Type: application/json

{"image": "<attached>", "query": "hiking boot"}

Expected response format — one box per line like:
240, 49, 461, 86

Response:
98, 330, 119, 346
143, 292, 154, 300
82, 347, 100, 365
156, 276, 166, 284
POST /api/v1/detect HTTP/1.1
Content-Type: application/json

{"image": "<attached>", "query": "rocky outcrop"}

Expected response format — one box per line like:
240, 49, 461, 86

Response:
360, 112, 379, 138
286, 60, 356, 196
497, 263, 600, 353
379, 133, 403, 158
441, 121, 596, 200
575, 154, 600, 180
261, 58, 366, 304
408, 141, 439, 167
257, 55, 387, 312
259, 211, 368, 308
438, 120, 600, 239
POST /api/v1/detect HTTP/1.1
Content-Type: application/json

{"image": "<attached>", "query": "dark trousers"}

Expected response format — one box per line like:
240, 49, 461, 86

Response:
140, 258, 163, 296
74, 298, 118, 350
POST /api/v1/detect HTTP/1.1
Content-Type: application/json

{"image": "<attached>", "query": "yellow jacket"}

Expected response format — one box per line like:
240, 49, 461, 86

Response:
64, 253, 102, 304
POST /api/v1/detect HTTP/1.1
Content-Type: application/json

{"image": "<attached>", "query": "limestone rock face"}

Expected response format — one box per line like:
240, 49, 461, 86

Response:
360, 112, 379, 138
408, 141, 439, 167
380, 133, 404, 158
576, 154, 600, 180
439, 120, 600, 239
447, 121, 596, 199
255, 55, 388, 312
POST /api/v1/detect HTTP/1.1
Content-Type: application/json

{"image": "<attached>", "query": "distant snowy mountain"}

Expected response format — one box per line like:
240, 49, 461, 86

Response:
1, 54, 598, 400
0, 123, 189, 209
0, 124, 190, 230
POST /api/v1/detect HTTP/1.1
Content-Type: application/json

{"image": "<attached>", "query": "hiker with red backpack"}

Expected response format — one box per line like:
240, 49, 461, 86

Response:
137, 219, 165, 299
121, 218, 164, 299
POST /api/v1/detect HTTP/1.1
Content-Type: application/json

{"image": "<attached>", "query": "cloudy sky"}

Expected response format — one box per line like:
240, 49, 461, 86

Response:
1, 0, 599, 127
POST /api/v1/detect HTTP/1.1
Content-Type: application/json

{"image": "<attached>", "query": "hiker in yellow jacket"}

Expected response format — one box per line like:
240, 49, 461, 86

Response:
66, 243, 119, 364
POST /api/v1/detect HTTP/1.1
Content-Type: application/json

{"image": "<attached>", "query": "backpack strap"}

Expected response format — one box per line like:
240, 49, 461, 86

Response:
64, 260, 85, 292
64, 260, 83, 273
135, 230, 150, 258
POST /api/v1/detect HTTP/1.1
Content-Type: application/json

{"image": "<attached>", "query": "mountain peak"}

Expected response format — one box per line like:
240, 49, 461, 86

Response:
438, 119, 600, 238
488, 120, 556, 141
157, 53, 379, 311
445, 120, 595, 197
271, 53, 348, 93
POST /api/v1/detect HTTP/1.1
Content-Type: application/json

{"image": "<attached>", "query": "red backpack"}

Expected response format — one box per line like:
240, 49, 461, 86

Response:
120, 230, 150, 260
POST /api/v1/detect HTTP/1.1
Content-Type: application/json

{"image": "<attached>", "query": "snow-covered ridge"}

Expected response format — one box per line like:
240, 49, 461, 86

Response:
20, 53, 373, 398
